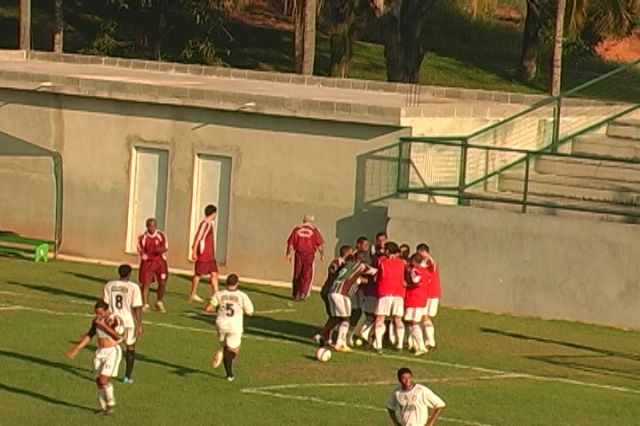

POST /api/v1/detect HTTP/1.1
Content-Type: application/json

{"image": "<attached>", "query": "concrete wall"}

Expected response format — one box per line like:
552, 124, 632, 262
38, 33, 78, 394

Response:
0, 88, 409, 285
386, 199, 640, 329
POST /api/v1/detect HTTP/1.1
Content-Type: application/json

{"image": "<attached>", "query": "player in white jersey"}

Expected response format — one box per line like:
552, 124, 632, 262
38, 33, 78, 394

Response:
103, 264, 143, 384
66, 300, 124, 415
204, 273, 254, 382
387, 367, 445, 426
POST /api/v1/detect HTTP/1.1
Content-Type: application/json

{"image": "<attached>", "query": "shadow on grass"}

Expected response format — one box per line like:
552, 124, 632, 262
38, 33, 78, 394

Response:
185, 311, 315, 346
6, 281, 97, 303
481, 327, 640, 362
0, 382, 97, 412
243, 286, 292, 301
63, 272, 109, 285
0, 349, 93, 381
525, 354, 640, 381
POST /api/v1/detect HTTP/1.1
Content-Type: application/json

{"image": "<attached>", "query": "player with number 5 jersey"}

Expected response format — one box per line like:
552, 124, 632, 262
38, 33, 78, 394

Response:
103, 264, 143, 384
204, 274, 254, 382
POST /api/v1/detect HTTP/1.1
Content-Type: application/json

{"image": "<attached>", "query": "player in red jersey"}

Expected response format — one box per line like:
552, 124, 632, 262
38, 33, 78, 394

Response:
416, 243, 441, 350
285, 214, 325, 300
190, 204, 219, 302
137, 218, 168, 313
374, 242, 407, 352
315, 245, 353, 345
357, 235, 384, 344
404, 253, 431, 356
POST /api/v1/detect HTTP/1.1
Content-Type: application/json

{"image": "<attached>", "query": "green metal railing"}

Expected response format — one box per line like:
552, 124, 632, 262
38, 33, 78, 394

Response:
396, 139, 640, 219
389, 58, 640, 218
400, 59, 640, 197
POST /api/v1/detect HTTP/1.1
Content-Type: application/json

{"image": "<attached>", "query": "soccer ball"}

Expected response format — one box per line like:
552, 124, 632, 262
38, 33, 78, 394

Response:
354, 338, 364, 347
315, 347, 332, 362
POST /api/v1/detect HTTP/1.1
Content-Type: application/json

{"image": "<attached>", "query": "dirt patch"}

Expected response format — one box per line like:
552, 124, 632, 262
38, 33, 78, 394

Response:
594, 30, 640, 62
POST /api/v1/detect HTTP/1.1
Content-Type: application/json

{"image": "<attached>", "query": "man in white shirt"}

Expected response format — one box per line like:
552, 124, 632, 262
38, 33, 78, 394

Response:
103, 264, 143, 384
204, 273, 254, 382
387, 367, 446, 426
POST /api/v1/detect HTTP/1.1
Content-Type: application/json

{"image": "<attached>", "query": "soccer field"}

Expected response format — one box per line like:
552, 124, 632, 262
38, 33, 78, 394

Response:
1, 257, 639, 426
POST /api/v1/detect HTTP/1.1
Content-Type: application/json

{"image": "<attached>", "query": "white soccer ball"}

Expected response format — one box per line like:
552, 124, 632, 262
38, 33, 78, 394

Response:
316, 347, 332, 362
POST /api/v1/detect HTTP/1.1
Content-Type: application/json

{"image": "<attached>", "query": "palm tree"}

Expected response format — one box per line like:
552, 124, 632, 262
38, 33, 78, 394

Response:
54, 0, 63, 53
294, 0, 317, 75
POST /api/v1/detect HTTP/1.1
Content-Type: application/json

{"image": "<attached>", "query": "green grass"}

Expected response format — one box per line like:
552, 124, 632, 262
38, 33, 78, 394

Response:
1, 256, 639, 425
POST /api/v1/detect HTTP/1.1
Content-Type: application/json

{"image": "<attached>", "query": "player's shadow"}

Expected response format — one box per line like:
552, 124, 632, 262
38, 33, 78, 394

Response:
63, 271, 109, 285
525, 354, 640, 381
481, 327, 640, 362
0, 382, 96, 412
5, 280, 97, 303
243, 286, 292, 301
0, 349, 94, 381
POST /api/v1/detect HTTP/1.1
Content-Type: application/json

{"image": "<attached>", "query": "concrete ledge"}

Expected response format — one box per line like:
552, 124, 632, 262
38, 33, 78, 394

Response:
22, 50, 545, 106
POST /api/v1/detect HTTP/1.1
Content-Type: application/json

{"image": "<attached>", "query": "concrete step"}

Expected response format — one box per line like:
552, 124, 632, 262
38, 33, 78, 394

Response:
607, 118, 640, 141
499, 169, 640, 205
469, 192, 640, 224
534, 156, 640, 183
571, 134, 640, 159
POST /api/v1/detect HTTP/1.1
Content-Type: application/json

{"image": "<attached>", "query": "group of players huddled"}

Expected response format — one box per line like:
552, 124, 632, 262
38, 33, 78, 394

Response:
315, 232, 441, 356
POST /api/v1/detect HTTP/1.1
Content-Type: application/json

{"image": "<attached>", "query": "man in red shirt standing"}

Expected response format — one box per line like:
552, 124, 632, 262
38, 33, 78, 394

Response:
190, 204, 219, 302
137, 218, 169, 313
285, 214, 324, 301
374, 242, 406, 353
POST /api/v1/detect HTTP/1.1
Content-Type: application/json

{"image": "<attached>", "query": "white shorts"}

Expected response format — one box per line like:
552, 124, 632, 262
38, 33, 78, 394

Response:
375, 296, 404, 317
404, 307, 425, 322
361, 295, 378, 314
123, 326, 137, 346
425, 298, 439, 317
329, 293, 352, 318
94, 346, 122, 378
218, 331, 242, 350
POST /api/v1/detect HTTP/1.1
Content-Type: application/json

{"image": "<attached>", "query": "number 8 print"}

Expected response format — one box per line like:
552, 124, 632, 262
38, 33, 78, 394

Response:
115, 294, 123, 309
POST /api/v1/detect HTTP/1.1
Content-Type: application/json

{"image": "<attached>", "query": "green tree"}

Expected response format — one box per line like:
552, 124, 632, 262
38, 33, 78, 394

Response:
520, 0, 639, 82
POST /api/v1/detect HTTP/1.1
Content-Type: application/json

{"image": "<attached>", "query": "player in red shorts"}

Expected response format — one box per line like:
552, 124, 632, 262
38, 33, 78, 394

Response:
190, 204, 219, 302
285, 214, 325, 300
137, 218, 168, 313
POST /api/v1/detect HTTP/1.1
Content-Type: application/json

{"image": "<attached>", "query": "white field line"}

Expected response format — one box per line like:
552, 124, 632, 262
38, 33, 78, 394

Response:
182, 308, 296, 316
241, 386, 494, 426
3, 303, 640, 396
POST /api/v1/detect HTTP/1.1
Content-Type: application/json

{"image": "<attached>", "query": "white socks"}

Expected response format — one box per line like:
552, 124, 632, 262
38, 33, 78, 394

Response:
336, 320, 350, 347
374, 322, 386, 350
410, 324, 426, 351
423, 318, 436, 347
395, 321, 405, 350
360, 317, 374, 341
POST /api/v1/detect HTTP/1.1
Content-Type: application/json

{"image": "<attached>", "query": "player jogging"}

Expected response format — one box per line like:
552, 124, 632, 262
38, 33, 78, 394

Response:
66, 300, 124, 415
328, 250, 377, 352
205, 274, 254, 382
374, 242, 406, 352
190, 204, 219, 302
103, 264, 143, 384
285, 214, 325, 300
137, 217, 169, 313
387, 367, 446, 426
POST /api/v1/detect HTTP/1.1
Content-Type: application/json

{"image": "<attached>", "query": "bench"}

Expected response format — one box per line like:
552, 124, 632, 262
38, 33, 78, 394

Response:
0, 234, 56, 262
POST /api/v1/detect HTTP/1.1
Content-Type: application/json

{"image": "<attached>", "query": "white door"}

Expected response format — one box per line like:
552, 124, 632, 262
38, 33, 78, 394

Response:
126, 148, 168, 252
189, 155, 231, 264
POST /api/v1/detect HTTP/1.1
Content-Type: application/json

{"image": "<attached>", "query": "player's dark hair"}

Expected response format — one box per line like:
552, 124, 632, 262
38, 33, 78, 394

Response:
145, 217, 156, 226
356, 236, 369, 244
118, 264, 132, 279
95, 299, 109, 310
375, 232, 387, 240
411, 253, 423, 264
385, 241, 400, 254
397, 367, 412, 379
226, 274, 239, 286
400, 244, 410, 252
339, 245, 352, 257
355, 250, 368, 262
204, 204, 218, 216
416, 243, 430, 253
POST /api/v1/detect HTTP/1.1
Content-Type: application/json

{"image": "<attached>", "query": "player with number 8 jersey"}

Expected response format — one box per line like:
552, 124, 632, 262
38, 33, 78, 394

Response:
204, 274, 254, 382
103, 264, 143, 384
